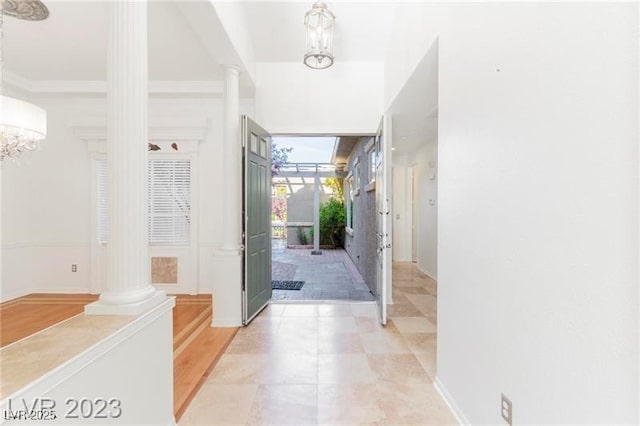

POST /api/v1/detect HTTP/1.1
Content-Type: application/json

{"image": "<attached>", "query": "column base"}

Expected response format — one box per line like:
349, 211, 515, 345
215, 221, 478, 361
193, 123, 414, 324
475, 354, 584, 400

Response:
211, 248, 243, 327
85, 290, 168, 316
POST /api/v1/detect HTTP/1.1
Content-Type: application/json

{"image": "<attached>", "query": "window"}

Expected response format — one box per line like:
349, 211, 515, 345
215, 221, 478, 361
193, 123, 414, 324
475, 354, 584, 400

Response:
365, 137, 376, 191
346, 174, 355, 234
96, 158, 191, 245
96, 159, 108, 245
148, 159, 191, 245
354, 160, 361, 195
351, 157, 361, 197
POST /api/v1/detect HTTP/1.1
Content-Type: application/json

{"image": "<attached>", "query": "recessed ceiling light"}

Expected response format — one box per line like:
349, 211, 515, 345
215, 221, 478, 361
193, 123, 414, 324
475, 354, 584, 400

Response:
401, 136, 408, 140
392, 147, 397, 151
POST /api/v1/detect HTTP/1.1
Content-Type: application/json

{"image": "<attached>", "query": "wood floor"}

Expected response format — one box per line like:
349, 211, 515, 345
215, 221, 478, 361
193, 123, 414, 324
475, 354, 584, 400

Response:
0, 293, 237, 420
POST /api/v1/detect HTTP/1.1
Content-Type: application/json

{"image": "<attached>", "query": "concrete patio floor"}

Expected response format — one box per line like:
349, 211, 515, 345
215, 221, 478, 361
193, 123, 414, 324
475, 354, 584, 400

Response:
272, 240, 375, 302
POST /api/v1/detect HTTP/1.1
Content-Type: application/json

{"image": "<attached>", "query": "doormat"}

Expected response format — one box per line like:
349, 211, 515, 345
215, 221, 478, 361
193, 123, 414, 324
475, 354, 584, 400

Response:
272, 280, 305, 290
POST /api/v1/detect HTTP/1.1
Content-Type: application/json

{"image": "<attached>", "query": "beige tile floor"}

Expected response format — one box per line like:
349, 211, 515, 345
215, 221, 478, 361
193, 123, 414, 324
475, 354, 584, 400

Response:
180, 263, 456, 425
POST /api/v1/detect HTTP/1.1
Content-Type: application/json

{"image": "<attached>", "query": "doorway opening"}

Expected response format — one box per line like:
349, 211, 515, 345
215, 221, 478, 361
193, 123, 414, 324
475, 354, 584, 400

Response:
270, 135, 375, 302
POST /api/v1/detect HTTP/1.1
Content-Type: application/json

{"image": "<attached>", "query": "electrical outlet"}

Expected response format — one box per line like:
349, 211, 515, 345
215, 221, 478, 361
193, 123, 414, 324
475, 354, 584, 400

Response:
501, 394, 512, 425
71, 264, 77, 273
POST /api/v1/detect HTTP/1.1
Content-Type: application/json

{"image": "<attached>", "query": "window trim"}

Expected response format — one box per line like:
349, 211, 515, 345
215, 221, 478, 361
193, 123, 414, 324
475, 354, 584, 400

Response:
353, 158, 361, 196
365, 137, 376, 192
94, 153, 196, 247
345, 172, 355, 235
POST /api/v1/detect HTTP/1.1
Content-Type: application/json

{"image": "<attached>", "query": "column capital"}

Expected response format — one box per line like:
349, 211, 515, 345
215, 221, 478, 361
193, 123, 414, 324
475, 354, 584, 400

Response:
223, 64, 242, 74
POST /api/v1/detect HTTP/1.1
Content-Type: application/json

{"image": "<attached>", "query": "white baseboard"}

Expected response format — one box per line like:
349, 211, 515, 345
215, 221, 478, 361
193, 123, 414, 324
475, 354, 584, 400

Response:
212, 318, 242, 327
416, 263, 437, 281
434, 377, 469, 425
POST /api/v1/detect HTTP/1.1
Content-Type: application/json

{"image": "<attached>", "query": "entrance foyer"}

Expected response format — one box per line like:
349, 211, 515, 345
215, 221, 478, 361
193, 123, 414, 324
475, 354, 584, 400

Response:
179, 263, 448, 424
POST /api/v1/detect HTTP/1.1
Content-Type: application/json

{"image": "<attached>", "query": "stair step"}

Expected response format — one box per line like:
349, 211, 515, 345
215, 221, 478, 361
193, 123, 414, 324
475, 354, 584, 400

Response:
173, 325, 238, 421
173, 304, 212, 351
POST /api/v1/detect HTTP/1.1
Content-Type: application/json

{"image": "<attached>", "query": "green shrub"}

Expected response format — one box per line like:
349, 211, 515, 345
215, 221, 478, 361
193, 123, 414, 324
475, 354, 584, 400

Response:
316, 198, 346, 248
297, 227, 309, 245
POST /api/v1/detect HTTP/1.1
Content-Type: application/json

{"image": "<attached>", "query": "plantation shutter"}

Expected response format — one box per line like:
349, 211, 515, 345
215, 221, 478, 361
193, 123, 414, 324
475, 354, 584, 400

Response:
97, 159, 108, 245
148, 159, 191, 245
96, 158, 191, 245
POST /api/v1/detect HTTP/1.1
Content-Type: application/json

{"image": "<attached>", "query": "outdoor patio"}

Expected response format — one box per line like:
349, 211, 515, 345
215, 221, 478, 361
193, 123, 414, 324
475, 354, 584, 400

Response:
271, 241, 375, 301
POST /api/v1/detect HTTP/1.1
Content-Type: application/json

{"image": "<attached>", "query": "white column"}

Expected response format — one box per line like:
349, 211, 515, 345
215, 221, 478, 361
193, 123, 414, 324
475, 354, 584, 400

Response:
211, 64, 243, 326
222, 65, 241, 251
312, 173, 322, 255
86, 0, 165, 315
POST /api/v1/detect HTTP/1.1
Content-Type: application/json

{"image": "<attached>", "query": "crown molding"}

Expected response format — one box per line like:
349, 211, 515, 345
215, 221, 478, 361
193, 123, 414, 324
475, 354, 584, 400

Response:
76, 125, 208, 153
3, 70, 224, 96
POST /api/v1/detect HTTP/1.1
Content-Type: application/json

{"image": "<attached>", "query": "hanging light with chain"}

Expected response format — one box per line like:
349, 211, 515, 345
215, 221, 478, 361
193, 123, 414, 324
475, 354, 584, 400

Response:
303, 2, 335, 70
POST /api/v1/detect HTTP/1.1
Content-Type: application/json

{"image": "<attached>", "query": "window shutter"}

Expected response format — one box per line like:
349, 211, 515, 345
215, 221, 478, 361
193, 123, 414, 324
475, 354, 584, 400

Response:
148, 159, 191, 245
97, 159, 108, 245
96, 158, 191, 246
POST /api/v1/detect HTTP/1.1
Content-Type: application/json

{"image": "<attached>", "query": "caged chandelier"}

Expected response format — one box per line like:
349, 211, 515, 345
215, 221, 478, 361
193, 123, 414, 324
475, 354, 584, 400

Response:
303, 2, 335, 70
0, 96, 47, 161
1, 0, 49, 161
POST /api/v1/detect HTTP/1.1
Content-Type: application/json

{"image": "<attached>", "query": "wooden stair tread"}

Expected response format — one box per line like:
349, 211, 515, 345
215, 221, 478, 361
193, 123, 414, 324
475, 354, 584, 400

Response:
173, 325, 238, 421
173, 305, 212, 351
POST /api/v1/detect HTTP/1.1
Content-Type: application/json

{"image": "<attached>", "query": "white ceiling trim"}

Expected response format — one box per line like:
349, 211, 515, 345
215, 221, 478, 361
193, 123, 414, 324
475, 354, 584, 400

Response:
4, 70, 224, 95
75, 126, 208, 144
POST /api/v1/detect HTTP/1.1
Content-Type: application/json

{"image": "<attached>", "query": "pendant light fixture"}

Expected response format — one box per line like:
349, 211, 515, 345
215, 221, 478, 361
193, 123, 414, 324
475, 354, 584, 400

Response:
0, 96, 48, 160
303, 2, 335, 70
0, 2, 49, 160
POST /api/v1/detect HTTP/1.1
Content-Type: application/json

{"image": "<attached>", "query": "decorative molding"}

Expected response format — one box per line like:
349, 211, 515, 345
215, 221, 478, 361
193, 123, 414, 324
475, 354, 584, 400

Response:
3, 70, 225, 96
1, 243, 32, 249
75, 126, 208, 147
2, 242, 89, 249
31, 287, 93, 294
149, 127, 207, 142
434, 378, 469, 425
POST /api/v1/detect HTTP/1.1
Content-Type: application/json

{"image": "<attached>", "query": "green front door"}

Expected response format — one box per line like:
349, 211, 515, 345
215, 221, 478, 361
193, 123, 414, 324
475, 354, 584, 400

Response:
242, 116, 272, 324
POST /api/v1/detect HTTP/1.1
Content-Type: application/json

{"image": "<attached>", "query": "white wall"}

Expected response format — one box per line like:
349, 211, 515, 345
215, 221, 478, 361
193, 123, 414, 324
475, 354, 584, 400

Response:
391, 143, 438, 277
384, 3, 450, 110
431, 3, 638, 424
412, 143, 438, 279
1, 95, 254, 300
392, 164, 411, 262
255, 62, 384, 134
2, 164, 34, 301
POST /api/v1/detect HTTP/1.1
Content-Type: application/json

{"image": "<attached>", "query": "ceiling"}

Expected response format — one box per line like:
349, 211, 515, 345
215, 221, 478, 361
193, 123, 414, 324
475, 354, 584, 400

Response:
2, 0, 398, 96
2, 0, 250, 93
3, 1, 224, 80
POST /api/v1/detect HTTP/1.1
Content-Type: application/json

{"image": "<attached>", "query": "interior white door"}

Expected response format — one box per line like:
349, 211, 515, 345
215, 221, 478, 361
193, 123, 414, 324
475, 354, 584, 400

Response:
375, 116, 391, 325
242, 116, 272, 325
